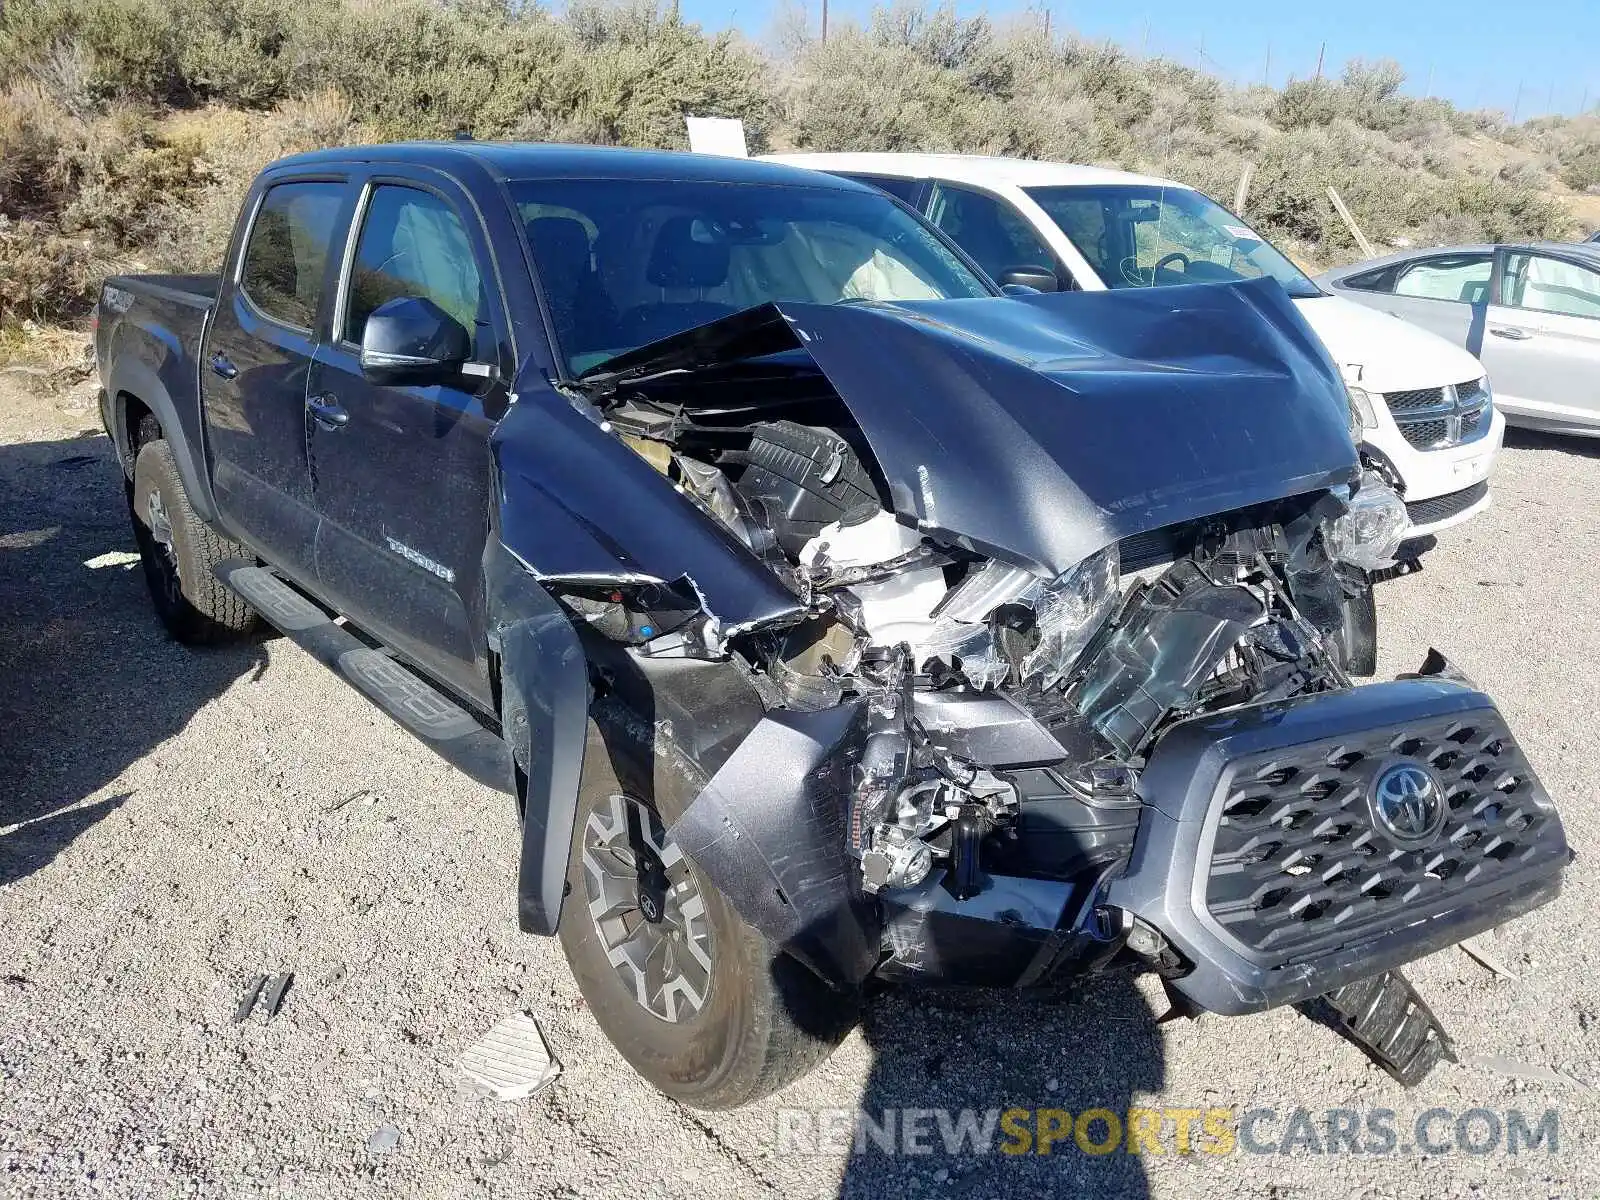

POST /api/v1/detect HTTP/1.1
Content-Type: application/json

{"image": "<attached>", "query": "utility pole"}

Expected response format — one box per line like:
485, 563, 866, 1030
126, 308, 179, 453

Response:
1313, 41, 1325, 82
1511, 79, 1524, 124
1043, 6, 1050, 40
1423, 63, 1433, 100
1547, 80, 1556, 116
820, 0, 827, 43
1141, 18, 1150, 57
1263, 42, 1271, 87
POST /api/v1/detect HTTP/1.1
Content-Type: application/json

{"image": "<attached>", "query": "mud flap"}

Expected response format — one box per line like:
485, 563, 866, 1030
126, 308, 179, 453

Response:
490, 547, 593, 937
666, 703, 880, 988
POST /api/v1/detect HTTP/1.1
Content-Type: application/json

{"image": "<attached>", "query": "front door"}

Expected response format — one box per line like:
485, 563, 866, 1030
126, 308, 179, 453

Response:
202, 178, 349, 579
1485, 248, 1600, 425
305, 178, 507, 706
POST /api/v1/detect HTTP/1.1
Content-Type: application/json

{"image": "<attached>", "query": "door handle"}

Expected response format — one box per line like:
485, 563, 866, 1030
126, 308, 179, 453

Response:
208, 353, 238, 379
1489, 326, 1532, 340
306, 392, 350, 431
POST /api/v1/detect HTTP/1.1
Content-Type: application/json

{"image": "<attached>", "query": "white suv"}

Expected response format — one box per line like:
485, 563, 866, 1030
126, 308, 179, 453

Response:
766, 153, 1504, 545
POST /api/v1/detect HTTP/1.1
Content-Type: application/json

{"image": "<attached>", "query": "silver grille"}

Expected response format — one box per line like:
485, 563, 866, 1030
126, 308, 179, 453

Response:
1386, 380, 1492, 451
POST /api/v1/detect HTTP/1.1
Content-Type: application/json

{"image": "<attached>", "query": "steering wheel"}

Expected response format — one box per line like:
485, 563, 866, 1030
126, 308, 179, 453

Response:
1153, 251, 1191, 276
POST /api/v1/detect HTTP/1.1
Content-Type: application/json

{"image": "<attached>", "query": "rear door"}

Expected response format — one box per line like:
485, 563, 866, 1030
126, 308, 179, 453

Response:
1485, 247, 1600, 423
202, 176, 351, 579
304, 172, 511, 706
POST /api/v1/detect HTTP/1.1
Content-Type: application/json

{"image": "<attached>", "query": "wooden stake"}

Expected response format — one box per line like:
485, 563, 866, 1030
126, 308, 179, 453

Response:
1234, 162, 1257, 215
1327, 187, 1376, 258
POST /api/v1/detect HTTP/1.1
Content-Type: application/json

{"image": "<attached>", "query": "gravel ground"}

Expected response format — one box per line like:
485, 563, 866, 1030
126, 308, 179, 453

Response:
2, 381, 1598, 1199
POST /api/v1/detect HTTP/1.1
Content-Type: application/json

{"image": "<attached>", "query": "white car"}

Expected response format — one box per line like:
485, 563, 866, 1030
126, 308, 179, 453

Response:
765, 153, 1504, 543
1320, 243, 1600, 438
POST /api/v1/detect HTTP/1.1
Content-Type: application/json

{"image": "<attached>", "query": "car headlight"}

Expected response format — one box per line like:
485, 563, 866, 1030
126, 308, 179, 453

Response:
1346, 384, 1379, 435
1019, 543, 1120, 687
1325, 472, 1410, 571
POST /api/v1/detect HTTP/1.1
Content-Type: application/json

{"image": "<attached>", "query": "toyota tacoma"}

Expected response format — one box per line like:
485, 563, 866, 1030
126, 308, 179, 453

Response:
95, 143, 1569, 1109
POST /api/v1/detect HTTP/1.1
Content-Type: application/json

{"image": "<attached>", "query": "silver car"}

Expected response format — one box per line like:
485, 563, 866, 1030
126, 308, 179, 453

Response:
1320, 243, 1600, 437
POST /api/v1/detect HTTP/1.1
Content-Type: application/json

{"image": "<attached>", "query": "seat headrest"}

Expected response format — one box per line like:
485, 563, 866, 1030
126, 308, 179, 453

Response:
646, 216, 731, 289
526, 217, 592, 281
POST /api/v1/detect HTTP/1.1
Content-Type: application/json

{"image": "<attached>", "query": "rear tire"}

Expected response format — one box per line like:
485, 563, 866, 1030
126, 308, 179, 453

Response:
557, 706, 859, 1109
130, 439, 258, 644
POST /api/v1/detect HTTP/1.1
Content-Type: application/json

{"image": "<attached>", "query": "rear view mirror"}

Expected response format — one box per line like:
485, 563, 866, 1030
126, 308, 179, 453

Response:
359, 296, 471, 387
998, 265, 1060, 293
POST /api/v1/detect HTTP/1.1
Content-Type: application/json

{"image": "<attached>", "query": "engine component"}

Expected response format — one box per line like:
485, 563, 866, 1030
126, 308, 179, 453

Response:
732, 421, 880, 558
1325, 471, 1410, 571
799, 509, 948, 650
861, 826, 935, 893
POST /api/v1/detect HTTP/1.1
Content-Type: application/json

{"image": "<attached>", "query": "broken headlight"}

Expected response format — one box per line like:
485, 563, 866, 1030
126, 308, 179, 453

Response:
1019, 543, 1120, 688
1325, 472, 1410, 572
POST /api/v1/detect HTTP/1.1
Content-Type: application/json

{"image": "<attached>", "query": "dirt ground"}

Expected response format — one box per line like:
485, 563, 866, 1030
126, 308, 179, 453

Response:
2, 377, 1598, 1199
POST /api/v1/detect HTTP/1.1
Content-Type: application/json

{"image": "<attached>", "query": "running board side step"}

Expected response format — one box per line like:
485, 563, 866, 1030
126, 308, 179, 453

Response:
216, 561, 514, 794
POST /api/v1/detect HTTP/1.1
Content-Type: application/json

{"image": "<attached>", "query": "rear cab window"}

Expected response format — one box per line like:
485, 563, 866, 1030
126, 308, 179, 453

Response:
239, 181, 346, 330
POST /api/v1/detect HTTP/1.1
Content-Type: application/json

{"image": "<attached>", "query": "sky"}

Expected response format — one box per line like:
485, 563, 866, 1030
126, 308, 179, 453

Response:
676, 0, 1600, 121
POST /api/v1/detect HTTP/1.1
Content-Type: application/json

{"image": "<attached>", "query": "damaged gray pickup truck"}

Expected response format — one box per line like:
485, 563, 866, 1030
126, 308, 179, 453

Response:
96, 143, 1570, 1109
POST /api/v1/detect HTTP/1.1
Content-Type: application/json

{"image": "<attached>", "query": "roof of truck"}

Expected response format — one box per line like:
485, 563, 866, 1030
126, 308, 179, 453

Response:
761, 152, 1188, 191
271, 141, 874, 190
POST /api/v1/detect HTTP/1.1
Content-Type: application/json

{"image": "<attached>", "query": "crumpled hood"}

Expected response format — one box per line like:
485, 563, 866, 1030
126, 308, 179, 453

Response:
582, 277, 1359, 578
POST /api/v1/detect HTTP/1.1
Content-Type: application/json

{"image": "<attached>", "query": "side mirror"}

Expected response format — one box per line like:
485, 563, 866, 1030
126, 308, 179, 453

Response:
998, 265, 1060, 293
359, 296, 471, 387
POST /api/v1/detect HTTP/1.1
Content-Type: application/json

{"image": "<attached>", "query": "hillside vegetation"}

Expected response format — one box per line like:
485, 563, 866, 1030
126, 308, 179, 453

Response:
1, 0, 1596, 349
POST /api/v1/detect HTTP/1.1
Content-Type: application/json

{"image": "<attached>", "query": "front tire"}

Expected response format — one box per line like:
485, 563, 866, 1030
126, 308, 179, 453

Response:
130, 439, 258, 644
557, 709, 859, 1108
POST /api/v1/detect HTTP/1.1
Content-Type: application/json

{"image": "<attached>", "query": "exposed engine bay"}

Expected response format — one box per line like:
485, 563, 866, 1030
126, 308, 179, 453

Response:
503, 281, 1568, 1086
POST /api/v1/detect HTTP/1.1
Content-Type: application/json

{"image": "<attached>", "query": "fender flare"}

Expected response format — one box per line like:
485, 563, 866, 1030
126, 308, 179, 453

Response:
106, 357, 219, 523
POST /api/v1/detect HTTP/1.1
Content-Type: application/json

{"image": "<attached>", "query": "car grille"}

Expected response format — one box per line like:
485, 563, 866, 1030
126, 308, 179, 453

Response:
1387, 380, 1491, 450
1203, 707, 1565, 960
1386, 387, 1445, 413
1405, 480, 1488, 527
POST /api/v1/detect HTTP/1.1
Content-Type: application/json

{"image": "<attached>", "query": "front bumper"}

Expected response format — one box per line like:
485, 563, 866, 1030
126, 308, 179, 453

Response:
1107, 677, 1568, 1015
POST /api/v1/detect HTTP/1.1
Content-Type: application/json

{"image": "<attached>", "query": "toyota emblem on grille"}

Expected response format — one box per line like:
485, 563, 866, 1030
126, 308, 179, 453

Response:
1370, 761, 1447, 846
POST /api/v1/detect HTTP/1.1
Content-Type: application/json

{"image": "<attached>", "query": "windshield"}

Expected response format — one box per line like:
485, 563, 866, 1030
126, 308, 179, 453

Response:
1024, 184, 1323, 300
509, 179, 993, 374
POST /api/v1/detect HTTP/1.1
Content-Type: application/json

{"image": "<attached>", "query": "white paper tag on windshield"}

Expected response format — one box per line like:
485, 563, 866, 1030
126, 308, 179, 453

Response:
1224, 224, 1261, 241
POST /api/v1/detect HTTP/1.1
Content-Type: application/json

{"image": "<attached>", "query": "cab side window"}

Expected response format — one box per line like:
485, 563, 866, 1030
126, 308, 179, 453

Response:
240, 181, 345, 330
1393, 254, 1493, 304
344, 184, 489, 354
926, 183, 1057, 283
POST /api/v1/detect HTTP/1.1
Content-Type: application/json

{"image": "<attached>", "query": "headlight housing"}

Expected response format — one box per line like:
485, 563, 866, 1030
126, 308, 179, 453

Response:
1019, 543, 1121, 687
1345, 384, 1379, 436
1325, 472, 1410, 571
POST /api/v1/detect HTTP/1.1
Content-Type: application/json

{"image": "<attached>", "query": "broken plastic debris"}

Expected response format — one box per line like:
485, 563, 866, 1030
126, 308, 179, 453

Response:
1459, 936, 1520, 981
83, 550, 140, 569
261, 972, 293, 1018
232, 975, 267, 1024
1459, 1054, 1594, 1092
233, 971, 293, 1022
366, 1125, 401, 1154
457, 1013, 562, 1100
